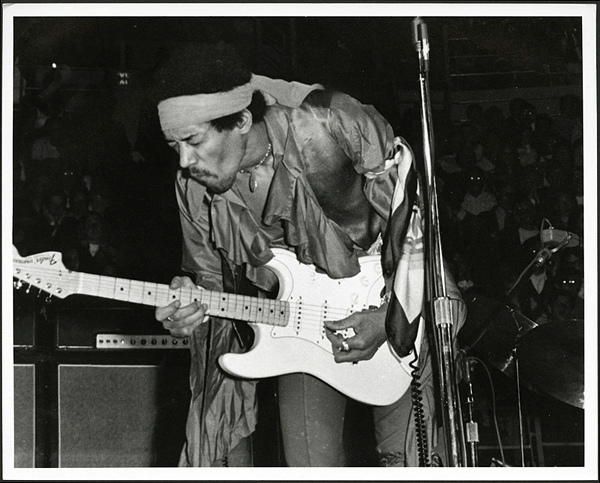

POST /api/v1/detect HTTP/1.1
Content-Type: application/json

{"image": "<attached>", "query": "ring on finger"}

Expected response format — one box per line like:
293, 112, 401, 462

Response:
166, 316, 174, 322
340, 339, 350, 352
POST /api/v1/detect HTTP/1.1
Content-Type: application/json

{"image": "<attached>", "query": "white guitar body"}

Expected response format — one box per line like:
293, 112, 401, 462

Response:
13, 246, 422, 406
219, 249, 423, 406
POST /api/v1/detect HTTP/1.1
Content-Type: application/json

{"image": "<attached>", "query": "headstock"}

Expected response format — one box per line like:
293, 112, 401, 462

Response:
13, 246, 77, 299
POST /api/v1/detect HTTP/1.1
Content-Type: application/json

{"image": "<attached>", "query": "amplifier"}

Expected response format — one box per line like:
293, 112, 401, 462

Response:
55, 295, 175, 349
13, 290, 36, 348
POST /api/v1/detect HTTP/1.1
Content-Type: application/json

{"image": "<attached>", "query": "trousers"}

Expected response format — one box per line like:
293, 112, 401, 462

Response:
277, 372, 413, 467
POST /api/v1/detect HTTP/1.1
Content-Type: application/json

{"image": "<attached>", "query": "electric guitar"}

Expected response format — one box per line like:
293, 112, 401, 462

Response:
13, 246, 422, 406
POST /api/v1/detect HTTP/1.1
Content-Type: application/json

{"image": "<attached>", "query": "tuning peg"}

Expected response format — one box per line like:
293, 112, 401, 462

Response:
45, 294, 53, 303
25, 284, 31, 294
14, 280, 23, 290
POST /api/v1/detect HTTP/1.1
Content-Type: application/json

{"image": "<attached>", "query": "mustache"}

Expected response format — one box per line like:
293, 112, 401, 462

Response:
184, 167, 215, 179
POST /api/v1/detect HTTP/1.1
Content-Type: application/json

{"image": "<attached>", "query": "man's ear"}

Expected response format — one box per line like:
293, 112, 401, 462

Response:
237, 109, 253, 134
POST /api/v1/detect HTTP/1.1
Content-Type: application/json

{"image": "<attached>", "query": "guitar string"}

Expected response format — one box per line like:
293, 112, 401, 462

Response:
13, 264, 372, 322
14, 266, 378, 330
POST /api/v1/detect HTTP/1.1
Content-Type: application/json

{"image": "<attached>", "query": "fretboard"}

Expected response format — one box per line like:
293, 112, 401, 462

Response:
76, 272, 289, 327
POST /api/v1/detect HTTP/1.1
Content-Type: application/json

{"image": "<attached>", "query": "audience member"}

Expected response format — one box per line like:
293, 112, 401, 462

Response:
542, 289, 576, 324
490, 180, 518, 236
37, 186, 80, 255
71, 212, 118, 276
517, 128, 539, 167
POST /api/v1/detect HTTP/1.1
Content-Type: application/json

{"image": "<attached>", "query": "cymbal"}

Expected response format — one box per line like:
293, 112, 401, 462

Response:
516, 320, 584, 409
459, 294, 537, 377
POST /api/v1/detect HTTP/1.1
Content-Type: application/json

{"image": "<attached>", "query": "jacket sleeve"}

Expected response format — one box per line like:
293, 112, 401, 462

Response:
175, 173, 224, 291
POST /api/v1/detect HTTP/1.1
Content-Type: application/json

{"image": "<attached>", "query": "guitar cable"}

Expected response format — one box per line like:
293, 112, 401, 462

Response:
409, 346, 430, 467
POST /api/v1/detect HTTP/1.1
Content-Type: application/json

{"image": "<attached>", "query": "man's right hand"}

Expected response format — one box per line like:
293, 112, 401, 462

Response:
155, 276, 209, 337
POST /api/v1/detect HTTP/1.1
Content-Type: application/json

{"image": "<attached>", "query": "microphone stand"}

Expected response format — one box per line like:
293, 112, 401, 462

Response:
412, 17, 467, 467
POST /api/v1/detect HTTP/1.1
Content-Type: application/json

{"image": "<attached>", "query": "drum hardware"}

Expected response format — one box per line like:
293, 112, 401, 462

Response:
458, 231, 583, 466
516, 320, 584, 409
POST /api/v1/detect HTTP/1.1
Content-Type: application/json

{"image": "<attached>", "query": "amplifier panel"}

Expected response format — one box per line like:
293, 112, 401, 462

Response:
96, 334, 189, 349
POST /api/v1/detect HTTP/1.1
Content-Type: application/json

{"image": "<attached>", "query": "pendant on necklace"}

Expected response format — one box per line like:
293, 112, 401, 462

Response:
244, 142, 271, 193
249, 170, 258, 193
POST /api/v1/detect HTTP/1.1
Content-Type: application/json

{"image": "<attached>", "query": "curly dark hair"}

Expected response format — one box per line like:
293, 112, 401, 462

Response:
151, 42, 266, 130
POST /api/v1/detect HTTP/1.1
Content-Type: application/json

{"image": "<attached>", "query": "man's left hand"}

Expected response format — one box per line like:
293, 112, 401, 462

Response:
324, 303, 388, 363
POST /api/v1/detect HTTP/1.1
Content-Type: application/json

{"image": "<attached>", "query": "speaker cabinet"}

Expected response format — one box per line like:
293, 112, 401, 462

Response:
14, 364, 36, 468
57, 363, 188, 467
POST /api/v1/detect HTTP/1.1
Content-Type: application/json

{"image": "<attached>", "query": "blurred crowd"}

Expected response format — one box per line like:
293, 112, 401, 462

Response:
12, 66, 182, 284
12, 68, 584, 324
431, 95, 584, 325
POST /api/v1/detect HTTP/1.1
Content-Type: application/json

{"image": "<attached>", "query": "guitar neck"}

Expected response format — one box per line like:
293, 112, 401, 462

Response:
76, 272, 288, 327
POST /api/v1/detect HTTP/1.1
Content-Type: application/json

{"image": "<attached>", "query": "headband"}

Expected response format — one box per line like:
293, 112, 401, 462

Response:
158, 74, 323, 131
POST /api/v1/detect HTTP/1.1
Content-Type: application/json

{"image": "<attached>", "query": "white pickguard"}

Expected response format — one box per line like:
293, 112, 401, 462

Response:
219, 249, 422, 406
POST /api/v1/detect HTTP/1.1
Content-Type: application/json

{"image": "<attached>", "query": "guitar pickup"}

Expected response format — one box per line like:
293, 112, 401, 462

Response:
96, 334, 190, 349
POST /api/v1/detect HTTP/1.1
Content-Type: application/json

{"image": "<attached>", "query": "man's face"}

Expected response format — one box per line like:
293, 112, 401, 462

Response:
467, 172, 484, 196
164, 121, 244, 194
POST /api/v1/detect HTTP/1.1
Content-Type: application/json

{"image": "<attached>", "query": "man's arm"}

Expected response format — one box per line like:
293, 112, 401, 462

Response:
155, 174, 222, 337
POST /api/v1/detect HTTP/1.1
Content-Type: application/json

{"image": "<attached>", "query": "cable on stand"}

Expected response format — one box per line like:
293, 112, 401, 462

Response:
411, 17, 468, 467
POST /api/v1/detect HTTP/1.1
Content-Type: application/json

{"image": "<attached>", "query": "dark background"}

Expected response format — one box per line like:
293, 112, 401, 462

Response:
10, 14, 586, 469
